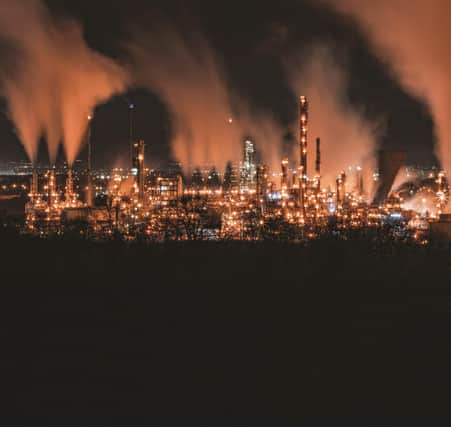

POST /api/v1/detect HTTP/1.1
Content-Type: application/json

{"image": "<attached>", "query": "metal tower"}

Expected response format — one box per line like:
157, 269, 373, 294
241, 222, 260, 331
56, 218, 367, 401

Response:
299, 96, 309, 216
132, 140, 146, 203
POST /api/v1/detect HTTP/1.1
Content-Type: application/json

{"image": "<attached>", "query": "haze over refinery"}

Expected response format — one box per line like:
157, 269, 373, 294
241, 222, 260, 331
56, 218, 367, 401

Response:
0, 0, 439, 191
0, 0, 448, 241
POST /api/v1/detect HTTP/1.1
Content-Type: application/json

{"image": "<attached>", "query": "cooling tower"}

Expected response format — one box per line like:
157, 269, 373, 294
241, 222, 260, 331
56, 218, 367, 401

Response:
372, 150, 406, 206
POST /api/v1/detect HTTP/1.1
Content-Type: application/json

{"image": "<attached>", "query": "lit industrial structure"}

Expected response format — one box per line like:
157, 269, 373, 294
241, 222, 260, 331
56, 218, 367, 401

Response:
20, 96, 449, 243
299, 96, 309, 218
132, 140, 146, 202
86, 115, 93, 208
314, 137, 321, 191
240, 140, 257, 193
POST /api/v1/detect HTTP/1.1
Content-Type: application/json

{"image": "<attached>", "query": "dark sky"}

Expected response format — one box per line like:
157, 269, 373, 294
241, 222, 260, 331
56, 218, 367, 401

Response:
0, 0, 437, 168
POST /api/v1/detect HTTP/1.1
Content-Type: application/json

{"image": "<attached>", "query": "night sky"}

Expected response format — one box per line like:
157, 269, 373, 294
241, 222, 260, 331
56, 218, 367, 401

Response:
0, 0, 437, 168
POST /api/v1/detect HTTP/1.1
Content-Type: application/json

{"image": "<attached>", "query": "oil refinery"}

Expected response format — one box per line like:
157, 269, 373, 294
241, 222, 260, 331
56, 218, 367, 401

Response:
10, 96, 448, 242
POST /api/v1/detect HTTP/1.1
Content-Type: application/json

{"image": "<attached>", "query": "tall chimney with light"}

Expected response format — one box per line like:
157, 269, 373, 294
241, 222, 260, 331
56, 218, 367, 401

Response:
86, 115, 93, 207
281, 158, 289, 190
30, 168, 39, 203
336, 171, 346, 207
299, 96, 308, 216
48, 167, 57, 207
65, 168, 75, 205
129, 103, 135, 169
315, 137, 321, 191
132, 140, 146, 203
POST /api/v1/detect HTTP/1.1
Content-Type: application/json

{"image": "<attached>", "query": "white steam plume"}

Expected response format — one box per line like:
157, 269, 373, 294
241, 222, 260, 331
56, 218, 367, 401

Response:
285, 44, 379, 191
0, 0, 128, 165
126, 23, 284, 173
323, 0, 451, 204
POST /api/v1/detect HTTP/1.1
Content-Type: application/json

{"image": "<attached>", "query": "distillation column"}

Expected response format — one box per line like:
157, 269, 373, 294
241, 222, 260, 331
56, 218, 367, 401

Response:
281, 158, 289, 190
257, 164, 269, 213
299, 96, 308, 218
48, 167, 57, 207
86, 115, 93, 207
281, 158, 289, 208
65, 168, 75, 205
30, 169, 39, 203
132, 140, 146, 203
336, 171, 346, 208
315, 137, 321, 192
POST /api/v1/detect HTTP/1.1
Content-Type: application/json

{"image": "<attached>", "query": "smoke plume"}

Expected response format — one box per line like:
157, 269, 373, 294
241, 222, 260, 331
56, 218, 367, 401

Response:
0, 0, 128, 165
323, 0, 451, 198
286, 45, 379, 191
127, 23, 284, 173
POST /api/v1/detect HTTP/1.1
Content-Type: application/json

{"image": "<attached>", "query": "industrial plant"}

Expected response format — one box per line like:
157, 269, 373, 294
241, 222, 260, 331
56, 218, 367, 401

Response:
10, 96, 447, 243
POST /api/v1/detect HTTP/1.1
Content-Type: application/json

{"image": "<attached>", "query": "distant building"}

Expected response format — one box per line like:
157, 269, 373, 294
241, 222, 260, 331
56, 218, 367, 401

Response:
207, 167, 221, 189
240, 140, 257, 193
223, 161, 239, 192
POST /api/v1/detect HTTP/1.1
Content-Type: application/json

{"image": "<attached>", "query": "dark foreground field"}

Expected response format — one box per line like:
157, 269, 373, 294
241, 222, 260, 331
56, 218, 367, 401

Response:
0, 231, 449, 426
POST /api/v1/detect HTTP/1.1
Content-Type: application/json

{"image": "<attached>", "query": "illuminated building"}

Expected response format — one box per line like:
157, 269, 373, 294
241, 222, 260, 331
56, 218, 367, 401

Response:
240, 140, 257, 193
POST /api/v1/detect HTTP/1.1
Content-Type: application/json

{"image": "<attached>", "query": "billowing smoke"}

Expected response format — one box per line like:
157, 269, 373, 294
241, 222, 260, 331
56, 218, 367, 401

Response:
323, 0, 451, 202
402, 191, 440, 217
391, 167, 411, 193
127, 23, 283, 173
285, 45, 379, 191
0, 0, 128, 165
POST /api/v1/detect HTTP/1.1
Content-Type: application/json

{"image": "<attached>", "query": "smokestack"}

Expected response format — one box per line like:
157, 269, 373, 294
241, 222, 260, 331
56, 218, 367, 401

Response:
356, 166, 364, 196
281, 158, 289, 190
315, 138, 321, 174
132, 140, 146, 203
86, 115, 93, 207
336, 171, 346, 206
65, 168, 75, 204
129, 103, 134, 169
299, 96, 308, 178
30, 168, 39, 202
256, 164, 269, 212
299, 96, 308, 217
48, 167, 57, 207
315, 137, 321, 190
177, 174, 184, 200
372, 150, 406, 206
